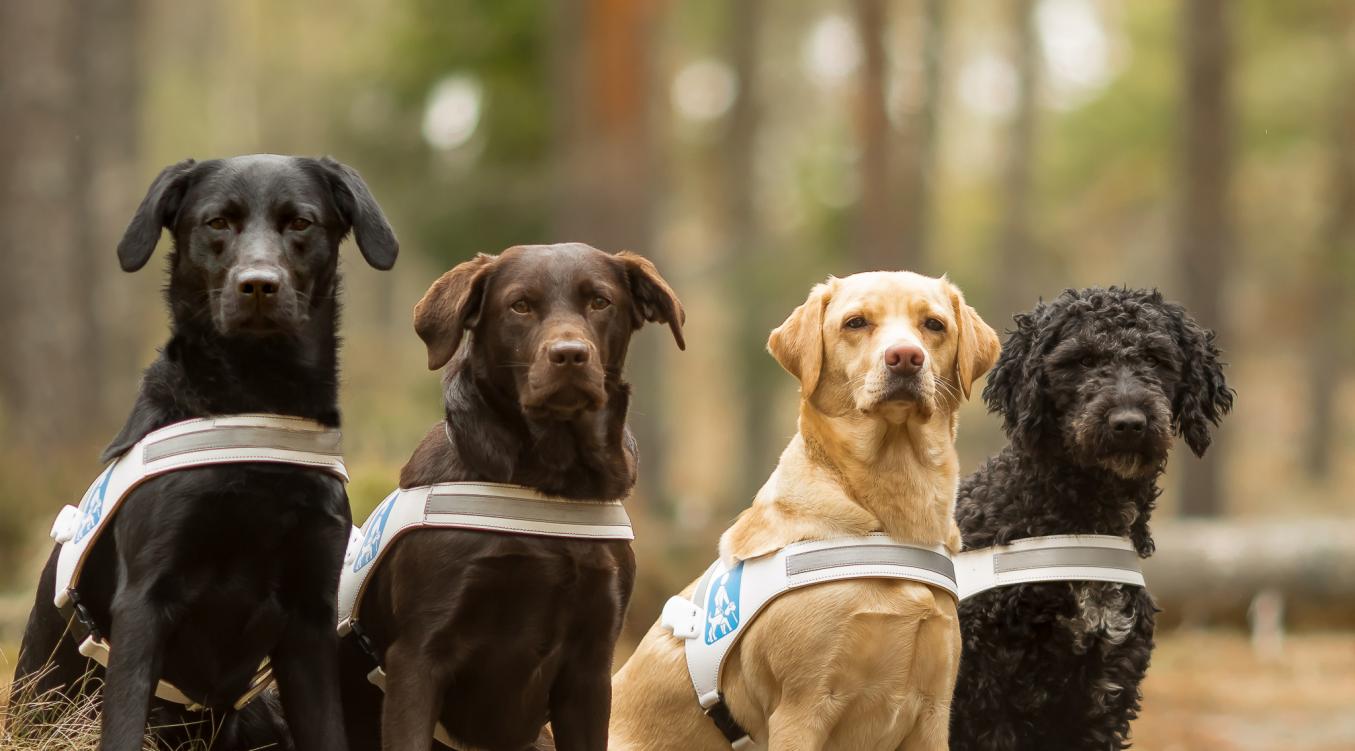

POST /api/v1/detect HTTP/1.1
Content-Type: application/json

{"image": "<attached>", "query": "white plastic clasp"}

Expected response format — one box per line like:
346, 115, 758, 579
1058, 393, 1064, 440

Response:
661, 595, 702, 640
50, 505, 81, 543
343, 525, 363, 565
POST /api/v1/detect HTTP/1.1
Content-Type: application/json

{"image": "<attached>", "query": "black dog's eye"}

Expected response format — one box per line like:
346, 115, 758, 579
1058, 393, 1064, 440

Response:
1080, 354, 1098, 367
288, 217, 312, 232
206, 217, 229, 231
510, 300, 531, 314
924, 317, 946, 333
844, 316, 868, 330
590, 296, 611, 311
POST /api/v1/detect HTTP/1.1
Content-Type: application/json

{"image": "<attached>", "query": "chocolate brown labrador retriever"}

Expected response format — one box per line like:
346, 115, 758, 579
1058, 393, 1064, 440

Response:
338, 243, 684, 751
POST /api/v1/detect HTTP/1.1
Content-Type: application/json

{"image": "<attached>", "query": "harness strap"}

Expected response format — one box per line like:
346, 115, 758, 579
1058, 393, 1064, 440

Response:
49, 414, 346, 711
663, 534, 956, 750
953, 534, 1145, 600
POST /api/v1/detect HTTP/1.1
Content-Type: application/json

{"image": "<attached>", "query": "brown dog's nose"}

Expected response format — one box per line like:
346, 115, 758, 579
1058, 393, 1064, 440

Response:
885, 343, 926, 375
547, 340, 591, 367
237, 268, 282, 300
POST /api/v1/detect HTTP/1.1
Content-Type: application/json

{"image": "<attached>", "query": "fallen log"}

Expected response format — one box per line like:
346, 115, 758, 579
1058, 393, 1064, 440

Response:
1145, 518, 1355, 628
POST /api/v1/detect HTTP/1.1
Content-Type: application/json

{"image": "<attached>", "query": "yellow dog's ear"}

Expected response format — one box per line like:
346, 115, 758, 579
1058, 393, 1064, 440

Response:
768, 280, 834, 398
948, 282, 1001, 398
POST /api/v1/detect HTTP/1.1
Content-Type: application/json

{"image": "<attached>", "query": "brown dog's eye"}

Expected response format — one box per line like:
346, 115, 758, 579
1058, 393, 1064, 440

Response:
289, 217, 312, 231
206, 218, 229, 230
590, 296, 611, 311
924, 317, 945, 333
844, 316, 868, 330
510, 300, 531, 314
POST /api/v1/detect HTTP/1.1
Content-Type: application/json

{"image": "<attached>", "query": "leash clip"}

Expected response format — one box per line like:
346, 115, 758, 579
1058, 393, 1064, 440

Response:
661, 595, 702, 640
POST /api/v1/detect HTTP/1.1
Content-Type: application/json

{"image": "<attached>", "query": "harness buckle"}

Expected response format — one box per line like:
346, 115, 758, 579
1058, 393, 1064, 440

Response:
661, 595, 702, 640
703, 694, 754, 748
67, 590, 104, 643
349, 621, 383, 669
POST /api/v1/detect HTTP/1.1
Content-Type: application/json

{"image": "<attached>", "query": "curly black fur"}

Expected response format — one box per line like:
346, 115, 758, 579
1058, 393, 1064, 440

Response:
950, 287, 1234, 750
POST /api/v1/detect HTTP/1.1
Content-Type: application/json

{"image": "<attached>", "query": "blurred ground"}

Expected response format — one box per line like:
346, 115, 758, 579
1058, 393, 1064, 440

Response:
4, 621, 1352, 749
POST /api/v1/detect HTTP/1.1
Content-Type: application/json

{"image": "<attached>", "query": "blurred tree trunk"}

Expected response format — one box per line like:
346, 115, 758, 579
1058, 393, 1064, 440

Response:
1177, 0, 1232, 517
727, 0, 775, 501
995, 0, 1039, 322
0, 0, 132, 444
854, 0, 895, 271
1306, 30, 1355, 479
897, 0, 947, 270
550, 0, 668, 508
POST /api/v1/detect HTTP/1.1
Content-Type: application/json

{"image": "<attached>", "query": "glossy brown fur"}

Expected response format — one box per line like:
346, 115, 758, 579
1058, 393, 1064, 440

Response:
339, 243, 684, 751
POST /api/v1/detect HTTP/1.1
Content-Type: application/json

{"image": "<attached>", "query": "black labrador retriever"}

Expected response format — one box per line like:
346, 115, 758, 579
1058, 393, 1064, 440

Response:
337, 243, 684, 751
13, 154, 398, 751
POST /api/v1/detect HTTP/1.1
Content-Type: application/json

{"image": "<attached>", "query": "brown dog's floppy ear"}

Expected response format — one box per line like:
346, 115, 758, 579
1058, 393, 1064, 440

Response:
948, 282, 1001, 399
117, 159, 198, 272
616, 251, 686, 350
413, 254, 498, 370
768, 281, 832, 397
315, 157, 399, 270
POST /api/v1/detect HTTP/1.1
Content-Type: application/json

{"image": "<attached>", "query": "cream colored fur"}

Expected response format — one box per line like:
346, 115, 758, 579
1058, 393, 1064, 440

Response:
610, 272, 999, 751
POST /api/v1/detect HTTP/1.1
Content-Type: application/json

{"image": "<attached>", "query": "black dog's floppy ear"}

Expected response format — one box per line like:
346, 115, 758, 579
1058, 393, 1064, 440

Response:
117, 159, 197, 272
982, 300, 1055, 451
414, 254, 498, 370
317, 157, 399, 270
616, 251, 686, 350
1169, 306, 1234, 457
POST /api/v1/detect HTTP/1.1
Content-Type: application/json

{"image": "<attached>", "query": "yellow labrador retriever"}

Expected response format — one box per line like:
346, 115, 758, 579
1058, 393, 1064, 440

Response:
611, 271, 999, 750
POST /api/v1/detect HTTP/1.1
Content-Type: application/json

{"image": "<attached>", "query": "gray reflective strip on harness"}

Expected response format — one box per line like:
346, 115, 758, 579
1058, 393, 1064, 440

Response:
953, 534, 1145, 600
661, 535, 957, 751
335, 482, 634, 750
48, 414, 348, 711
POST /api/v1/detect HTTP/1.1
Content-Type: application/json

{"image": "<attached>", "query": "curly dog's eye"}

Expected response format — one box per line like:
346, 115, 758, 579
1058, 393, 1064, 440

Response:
1143, 354, 1159, 367
844, 316, 868, 330
924, 317, 945, 333
1079, 354, 1098, 368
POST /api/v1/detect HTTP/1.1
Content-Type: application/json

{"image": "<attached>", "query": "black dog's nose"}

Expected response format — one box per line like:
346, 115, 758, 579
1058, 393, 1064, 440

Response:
1109, 408, 1147, 435
547, 340, 590, 367
237, 269, 282, 299
885, 343, 926, 375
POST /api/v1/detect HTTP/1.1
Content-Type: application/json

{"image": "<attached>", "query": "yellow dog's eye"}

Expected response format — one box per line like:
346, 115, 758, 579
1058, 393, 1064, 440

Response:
590, 296, 611, 311
924, 317, 945, 333
510, 300, 531, 314
844, 316, 868, 330
206, 217, 229, 230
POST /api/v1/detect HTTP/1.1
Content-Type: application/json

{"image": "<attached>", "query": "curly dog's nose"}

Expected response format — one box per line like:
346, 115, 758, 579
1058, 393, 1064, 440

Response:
1108, 407, 1147, 435
885, 343, 926, 375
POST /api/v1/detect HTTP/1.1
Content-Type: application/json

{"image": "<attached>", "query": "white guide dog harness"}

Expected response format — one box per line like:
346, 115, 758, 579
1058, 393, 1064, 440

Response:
953, 534, 1145, 600
336, 482, 634, 749
662, 534, 1146, 749
660, 535, 958, 750
48, 414, 348, 712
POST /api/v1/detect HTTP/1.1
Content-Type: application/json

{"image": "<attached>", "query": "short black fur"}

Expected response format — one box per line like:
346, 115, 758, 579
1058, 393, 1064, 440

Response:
14, 154, 397, 751
950, 287, 1233, 750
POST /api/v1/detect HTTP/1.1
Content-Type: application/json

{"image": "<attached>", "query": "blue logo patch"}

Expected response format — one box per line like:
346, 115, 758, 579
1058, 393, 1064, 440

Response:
74, 466, 115, 543
353, 490, 399, 571
704, 562, 744, 644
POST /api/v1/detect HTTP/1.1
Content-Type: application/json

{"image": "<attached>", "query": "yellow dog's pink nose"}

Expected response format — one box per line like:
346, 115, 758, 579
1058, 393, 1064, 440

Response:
885, 343, 926, 375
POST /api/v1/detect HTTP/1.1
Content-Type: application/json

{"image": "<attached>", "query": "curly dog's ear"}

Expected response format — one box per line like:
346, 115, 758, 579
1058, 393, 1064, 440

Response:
1168, 306, 1235, 456
946, 282, 1001, 399
982, 300, 1056, 451
768, 280, 834, 399
413, 253, 498, 370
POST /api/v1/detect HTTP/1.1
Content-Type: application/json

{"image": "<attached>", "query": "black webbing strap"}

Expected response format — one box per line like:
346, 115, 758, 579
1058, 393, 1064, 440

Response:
348, 620, 384, 669
705, 694, 753, 746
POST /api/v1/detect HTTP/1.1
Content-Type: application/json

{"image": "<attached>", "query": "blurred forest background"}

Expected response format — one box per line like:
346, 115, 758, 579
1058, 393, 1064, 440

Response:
1, 0, 1353, 748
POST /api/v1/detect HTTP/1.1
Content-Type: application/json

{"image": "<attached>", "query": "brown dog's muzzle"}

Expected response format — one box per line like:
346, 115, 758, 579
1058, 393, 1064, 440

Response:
522, 332, 608, 418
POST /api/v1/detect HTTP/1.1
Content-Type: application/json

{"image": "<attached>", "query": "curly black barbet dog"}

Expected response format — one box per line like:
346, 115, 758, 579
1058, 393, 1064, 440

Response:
949, 287, 1233, 750
14, 155, 397, 751
336, 244, 684, 751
